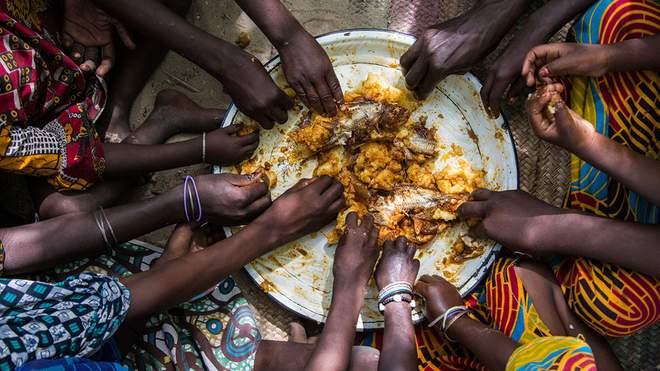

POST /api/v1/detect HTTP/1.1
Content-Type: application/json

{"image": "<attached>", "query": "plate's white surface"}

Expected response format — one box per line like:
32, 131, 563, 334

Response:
216, 29, 518, 329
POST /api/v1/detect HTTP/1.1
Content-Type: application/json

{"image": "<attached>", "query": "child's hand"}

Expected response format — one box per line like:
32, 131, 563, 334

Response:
333, 213, 380, 288
62, 0, 135, 76
218, 50, 294, 129
279, 30, 343, 116
526, 83, 595, 151
375, 237, 420, 290
253, 176, 345, 245
415, 275, 463, 321
522, 43, 610, 86
458, 189, 565, 255
205, 126, 259, 166
195, 173, 272, 226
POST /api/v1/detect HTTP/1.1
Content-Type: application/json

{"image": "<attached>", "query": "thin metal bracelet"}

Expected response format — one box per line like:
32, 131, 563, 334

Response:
427, 305, 466, 328
189, 176, 203, 222
98, 207, 117, 246
183, 176, 191, 222
94, 210, 111, 250
202, 132, 207, 163
443, 309, 469, 342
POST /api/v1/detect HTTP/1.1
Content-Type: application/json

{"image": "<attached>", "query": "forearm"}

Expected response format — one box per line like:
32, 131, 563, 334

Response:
1, 188, 182, 274
511, 0, 595, 51
443, 316, 518, 371
542, 213, 660, 276
103, 138, 202, 177
574, 132, 660, 206
233, 0, 306, 49
379, 303, 416, 371
463, 0, 529, 52
92, 0, 238, 76
304, 280, 364, 371
121, 221, 282, 319
604, 35, 660, 72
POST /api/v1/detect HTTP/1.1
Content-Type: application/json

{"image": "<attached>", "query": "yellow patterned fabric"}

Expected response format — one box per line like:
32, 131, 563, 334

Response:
361, 258, 563, 370
555, 0, 660, 338
566, 0, 659, 223
506, 336, 597, 371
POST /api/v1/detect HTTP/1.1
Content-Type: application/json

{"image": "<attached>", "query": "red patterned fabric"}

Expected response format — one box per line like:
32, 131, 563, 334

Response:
0, 5, 106, 190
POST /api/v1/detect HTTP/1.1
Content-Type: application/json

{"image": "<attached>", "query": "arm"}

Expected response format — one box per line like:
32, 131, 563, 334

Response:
302, 280, 366, 371
303, 213, 379, 371
122, 176, 346, 320
458, 189, 660, 276
602, 35, 660, 72
375, 238, 419, 371
91, 0, 292, 129
0, 173, 272, 275
574, 127, 660, 207
415, 275, 518, 371
527, 84, 660, 206
541, 212, 660, 276
103, 140, 202, 177
401, 0, 529, 98
523, 35, 660, 84
481, 0, 596, 114
379, 303, 416, 371
1, 186, 181, 274
444, 317, 518, 370
233, 0, 343, 115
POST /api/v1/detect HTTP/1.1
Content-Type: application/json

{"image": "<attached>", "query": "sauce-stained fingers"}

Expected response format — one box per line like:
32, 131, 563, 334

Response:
457, 200, 488, 219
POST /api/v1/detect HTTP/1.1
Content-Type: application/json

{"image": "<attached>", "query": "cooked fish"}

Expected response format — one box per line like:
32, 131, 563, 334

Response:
370, 186, 465, 228
290, 100, 410, 152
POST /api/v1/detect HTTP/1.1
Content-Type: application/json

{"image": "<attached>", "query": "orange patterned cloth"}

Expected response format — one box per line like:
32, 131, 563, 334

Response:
0, 5, 106, 191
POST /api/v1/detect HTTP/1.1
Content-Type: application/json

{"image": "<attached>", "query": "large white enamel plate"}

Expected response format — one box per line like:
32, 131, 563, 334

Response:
215, 29, 518, 330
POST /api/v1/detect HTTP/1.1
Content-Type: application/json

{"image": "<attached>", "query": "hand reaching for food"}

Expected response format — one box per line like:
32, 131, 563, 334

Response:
400, 17, 484, 99
205, 126, 259, 166
375, 237, 420, 290
521, 43, 611, 86
279, 30, 343, 116
457, 189, 567, 255
526, 83, 596, 152
414, 274, 463, 321
333, 213, 380, 287
218, 50, 294, 129
62, 0, 135, 76
195, 173, 272, 226
253, 176, 346, 245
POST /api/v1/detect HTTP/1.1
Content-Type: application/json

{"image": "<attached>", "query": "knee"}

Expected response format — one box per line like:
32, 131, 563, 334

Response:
38, 192, 97, 219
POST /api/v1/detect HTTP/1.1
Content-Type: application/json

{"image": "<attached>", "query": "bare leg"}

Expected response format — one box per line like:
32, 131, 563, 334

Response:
256, 321, 379, 371
33, 89, 224, 219
254, 341, 379, 371
515, 260, 622, 371
100, 0, 194, 141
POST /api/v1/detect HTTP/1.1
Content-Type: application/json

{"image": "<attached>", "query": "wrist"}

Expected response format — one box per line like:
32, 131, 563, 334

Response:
443, 314, 473, 339
163, 185, 186, 224
273, 24, 311, 51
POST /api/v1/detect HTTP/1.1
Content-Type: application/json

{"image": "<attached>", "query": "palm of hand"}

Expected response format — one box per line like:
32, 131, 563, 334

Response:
63, 0, 114, 47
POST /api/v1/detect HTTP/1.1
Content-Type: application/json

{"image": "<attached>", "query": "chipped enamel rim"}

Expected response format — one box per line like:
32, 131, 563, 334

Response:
215, 29, 519, 330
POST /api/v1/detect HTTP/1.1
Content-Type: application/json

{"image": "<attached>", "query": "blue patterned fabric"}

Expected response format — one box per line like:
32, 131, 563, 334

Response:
16, 357, 127, 371
0, 273, 130, 369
